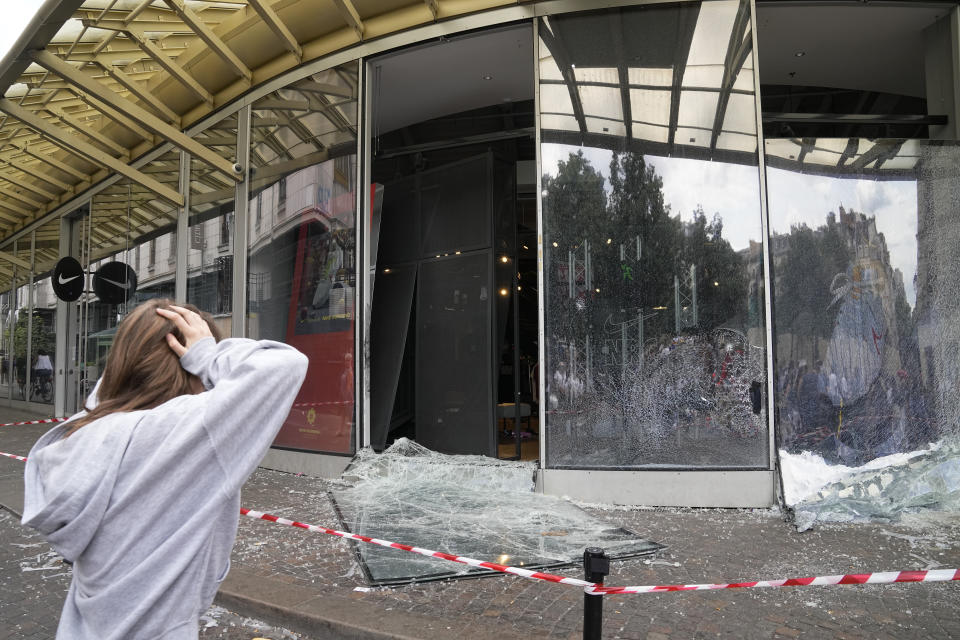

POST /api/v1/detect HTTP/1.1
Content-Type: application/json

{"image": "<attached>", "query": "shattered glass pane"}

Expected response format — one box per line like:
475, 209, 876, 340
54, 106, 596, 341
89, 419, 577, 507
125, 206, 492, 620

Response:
539, 2, 768, 469
767, 140, 960, 527
331, 439, 662, 584
767, 139, 960, 517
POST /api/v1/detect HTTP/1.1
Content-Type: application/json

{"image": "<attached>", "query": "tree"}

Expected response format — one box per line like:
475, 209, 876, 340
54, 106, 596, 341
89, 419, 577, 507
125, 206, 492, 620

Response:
604, 151, 681, 338
542, 150, 608, 339
3, 309, 54, 367
681, 206, 747, 330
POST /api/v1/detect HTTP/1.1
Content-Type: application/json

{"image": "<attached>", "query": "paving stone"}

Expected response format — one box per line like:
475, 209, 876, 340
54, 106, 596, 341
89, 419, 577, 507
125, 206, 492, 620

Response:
4, 413, 960, 638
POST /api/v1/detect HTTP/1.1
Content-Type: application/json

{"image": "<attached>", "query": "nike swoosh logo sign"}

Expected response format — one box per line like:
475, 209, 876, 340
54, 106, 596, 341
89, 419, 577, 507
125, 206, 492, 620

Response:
58, 274, 80, 285
101, 277, 132, 290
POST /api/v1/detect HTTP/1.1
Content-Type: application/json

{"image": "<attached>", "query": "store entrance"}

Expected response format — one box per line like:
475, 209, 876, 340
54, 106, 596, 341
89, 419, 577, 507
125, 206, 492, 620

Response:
367, 25, 538, 460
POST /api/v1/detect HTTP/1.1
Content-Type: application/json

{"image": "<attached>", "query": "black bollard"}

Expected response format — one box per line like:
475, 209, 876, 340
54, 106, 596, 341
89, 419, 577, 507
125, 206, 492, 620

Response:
583, 547, 610, 640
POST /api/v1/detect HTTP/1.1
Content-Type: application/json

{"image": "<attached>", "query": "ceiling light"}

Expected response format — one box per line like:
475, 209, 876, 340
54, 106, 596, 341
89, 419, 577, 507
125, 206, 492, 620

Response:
482, 74, 493, 80
795, 51, 805, 57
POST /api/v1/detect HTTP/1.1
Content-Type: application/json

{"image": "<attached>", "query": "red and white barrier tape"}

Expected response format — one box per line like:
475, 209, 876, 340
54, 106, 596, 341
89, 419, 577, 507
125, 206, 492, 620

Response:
240, 508, 594, 588
3, 453, 958, 596
0, 417, 67, 428
586, 569, 960, 595
239, 508, 960, 595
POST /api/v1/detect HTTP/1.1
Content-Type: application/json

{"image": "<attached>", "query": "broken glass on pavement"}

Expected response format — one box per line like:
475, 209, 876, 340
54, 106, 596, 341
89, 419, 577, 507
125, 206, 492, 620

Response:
331, 439, 663, 584
789, 442, 960, 532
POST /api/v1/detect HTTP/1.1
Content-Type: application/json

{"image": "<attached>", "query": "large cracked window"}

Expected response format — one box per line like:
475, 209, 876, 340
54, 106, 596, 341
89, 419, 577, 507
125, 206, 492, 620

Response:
768, 140, 960, 525
539, 1, 769, 469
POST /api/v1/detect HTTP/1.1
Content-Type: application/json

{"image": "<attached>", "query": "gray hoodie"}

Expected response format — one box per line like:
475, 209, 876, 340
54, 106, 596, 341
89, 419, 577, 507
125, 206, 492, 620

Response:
22, 337, 308, 639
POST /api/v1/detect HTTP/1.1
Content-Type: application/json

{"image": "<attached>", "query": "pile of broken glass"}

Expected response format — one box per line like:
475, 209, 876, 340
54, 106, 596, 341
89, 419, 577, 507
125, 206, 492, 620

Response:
784, 441, 960, 532
331, 438, 662, 584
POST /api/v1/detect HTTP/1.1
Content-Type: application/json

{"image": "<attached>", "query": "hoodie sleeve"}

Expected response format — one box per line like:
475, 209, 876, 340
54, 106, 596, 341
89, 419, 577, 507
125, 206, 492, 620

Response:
179, 337, 308, 494
85, 377, 102, 410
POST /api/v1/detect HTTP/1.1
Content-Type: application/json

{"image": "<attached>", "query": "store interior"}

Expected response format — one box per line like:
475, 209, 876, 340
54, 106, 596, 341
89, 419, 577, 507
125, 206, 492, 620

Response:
368, 25, 539, 460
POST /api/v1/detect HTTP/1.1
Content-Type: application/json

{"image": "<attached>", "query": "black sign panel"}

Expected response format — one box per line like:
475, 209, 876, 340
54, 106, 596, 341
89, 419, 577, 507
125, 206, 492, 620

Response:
92, 261, 138, 305
52, 257, 85, 302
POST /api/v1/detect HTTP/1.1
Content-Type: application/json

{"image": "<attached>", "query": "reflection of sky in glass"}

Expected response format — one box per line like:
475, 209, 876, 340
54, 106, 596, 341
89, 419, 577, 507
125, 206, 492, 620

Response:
766, 167, 918, 307
541, 143, 762, 251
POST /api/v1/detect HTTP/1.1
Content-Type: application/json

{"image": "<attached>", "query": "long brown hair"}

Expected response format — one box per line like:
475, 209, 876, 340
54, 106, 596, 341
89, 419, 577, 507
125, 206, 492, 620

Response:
65, 298, 221, 436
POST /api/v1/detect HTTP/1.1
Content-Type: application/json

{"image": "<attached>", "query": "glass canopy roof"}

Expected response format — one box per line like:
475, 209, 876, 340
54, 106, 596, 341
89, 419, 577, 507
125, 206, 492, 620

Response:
0, 0, 938, 291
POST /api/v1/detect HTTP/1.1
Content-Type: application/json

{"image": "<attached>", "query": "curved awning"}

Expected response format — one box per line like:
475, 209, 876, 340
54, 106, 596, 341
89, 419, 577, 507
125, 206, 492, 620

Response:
0, 0, 516, 282
0, 0, 938, 291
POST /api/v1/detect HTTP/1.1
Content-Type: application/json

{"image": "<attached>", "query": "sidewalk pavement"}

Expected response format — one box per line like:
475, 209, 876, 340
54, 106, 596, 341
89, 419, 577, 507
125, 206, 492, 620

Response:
2, 408, 960, 639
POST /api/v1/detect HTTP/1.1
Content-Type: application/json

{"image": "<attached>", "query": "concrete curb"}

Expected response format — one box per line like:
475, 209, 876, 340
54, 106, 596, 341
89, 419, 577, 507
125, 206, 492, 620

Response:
216, 567, 550, 640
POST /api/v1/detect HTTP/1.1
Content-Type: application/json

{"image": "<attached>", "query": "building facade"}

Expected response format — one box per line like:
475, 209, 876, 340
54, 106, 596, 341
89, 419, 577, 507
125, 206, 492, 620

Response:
1, 0, 959, 507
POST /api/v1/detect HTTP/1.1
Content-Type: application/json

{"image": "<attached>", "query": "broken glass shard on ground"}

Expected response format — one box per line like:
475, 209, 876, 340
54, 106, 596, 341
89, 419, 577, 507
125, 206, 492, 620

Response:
330, 438, 663, 585
785, 441, 960, 531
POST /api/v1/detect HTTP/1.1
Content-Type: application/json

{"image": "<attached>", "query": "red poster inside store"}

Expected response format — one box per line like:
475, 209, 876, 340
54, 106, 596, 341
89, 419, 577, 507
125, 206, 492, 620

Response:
271, 190, 357, 453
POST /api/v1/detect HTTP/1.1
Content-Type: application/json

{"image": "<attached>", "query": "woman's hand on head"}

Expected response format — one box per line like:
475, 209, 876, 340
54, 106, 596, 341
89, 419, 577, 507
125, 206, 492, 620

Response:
156, 305, 213, 358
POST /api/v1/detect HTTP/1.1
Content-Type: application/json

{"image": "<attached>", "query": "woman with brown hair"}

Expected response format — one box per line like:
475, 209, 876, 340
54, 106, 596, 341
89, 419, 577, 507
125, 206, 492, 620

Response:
21, 299, 308, 639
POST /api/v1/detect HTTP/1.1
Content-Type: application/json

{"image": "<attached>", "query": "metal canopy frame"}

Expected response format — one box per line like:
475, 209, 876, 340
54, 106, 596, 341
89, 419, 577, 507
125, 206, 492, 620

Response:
0, 0, 941, 290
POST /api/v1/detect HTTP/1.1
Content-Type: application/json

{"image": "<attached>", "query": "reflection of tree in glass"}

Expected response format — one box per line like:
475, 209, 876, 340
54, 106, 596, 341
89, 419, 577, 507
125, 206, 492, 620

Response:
542, 150, 607, 339
545, 150, 749, 341
606, 150, 679, 334
680, 205, 747, 331
544, 150, 760, 465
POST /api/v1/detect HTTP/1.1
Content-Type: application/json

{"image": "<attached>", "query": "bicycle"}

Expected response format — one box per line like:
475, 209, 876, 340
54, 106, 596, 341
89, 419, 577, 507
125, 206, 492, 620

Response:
30, 372, 53, 403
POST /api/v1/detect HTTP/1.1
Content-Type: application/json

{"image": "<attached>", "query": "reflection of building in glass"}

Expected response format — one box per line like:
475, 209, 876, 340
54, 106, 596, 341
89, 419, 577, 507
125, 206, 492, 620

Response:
770, 201, 937, 464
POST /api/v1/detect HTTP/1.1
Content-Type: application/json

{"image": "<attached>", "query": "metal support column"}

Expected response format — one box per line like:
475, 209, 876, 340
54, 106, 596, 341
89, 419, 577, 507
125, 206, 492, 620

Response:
6, 256, 14, 404
232, 106, 251, 337
176, 151, 190, 303
55, 216, 70, 417
360, 58, 373, 452
25, 232, 35, 404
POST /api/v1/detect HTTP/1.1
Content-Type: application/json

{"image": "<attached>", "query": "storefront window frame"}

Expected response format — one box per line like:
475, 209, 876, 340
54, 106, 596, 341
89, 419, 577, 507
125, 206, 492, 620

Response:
242, 59, 361, 456
533, 0, 777, 476
0, 0, 782, 496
